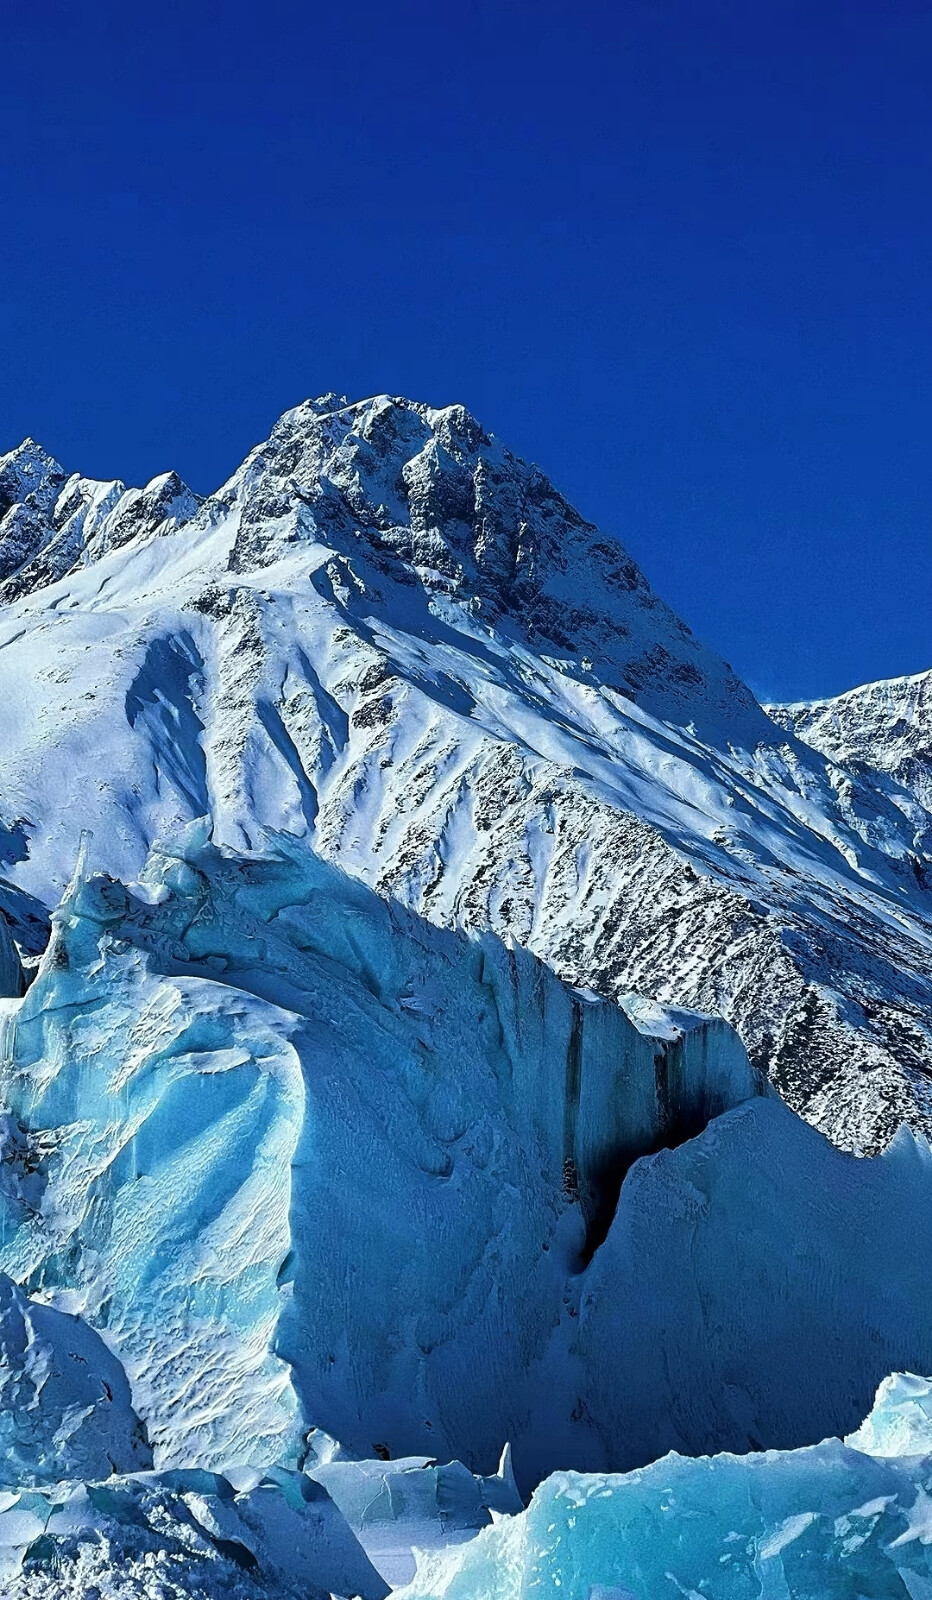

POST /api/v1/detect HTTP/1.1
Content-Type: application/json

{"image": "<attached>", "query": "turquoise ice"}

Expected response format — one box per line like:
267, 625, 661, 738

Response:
400, 1373, 932, 1600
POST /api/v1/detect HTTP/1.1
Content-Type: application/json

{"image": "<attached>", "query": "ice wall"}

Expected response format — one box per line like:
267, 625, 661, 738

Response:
0, 827, 929, 1492
581, 1096, 932, 1467
305, 1444, 523, 1587
0, 829, 766, 1481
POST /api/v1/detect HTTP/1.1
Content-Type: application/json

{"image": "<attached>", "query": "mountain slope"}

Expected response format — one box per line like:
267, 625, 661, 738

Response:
771, 670, 932, 819
1, 395, 932, 1150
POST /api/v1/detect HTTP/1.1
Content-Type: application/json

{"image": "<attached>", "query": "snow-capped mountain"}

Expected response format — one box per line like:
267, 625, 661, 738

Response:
5, 394, 932, 1596
1, 395, 932, 1152
0, 438, 200, 599
772, 670, 932, 816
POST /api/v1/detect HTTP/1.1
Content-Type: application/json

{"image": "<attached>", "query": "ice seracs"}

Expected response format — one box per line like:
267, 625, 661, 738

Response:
845, 1372, 932, 1459
0, 1273, 151, 1486
305, 1441, 523, 1587
1, 824, 932, 1493
0, 1465, 388, 1599
0, 824, 770, 1481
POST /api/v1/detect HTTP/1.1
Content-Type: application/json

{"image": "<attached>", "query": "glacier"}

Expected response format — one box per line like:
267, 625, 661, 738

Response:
303, 1437, 523, 1587
397, 1373, 932, 1600
0, 824, 931, 1497
9, 1374, 932, 1599
0, 1271, 150, 1486
0, 1465, 389, 1599
0, 822, 771, 1481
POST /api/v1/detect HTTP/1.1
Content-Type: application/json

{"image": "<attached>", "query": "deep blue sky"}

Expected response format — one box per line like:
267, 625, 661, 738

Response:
3, 1, 931, 701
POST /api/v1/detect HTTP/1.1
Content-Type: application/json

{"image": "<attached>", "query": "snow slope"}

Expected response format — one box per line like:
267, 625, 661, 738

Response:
772, 668, 932, 819
1, 395, 932, 1156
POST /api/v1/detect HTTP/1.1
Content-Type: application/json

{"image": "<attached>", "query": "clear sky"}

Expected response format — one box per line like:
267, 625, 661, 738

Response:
2, 1, 931, 703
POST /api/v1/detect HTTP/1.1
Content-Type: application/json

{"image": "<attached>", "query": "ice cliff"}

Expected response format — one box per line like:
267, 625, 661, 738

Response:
0, 826, 931, 1500
0, 825, 768, 1481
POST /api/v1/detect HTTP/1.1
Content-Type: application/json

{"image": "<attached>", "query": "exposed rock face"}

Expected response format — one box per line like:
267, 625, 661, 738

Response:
1, 396, 932, 1151
0, 445, 199, 602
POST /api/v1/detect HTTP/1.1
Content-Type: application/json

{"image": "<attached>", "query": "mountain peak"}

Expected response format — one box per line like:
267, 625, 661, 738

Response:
0, 437, 201, 601
214, 392, 763, 735
0, 395, 769, 737
0, 397, 765, 738
0, 438, 65, 512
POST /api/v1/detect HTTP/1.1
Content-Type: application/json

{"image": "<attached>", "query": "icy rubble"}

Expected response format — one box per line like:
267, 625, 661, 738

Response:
0, 1274, 388, 1597
9, 1375, 932, 1600
0, 1439, 526, 1599
0, 1464, 387, 1599
0, 826, 931, 1494
398, 1372, 932, 1600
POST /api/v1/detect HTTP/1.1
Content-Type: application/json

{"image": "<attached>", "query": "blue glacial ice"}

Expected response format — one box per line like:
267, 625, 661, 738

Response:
0, 1271, 393, 1595
0, 824, 770, 1481
845, 1373, 932, 1460
304, 1436, 523, 1587
2, 824, 932, 1498
399, 1372, 932, 1600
